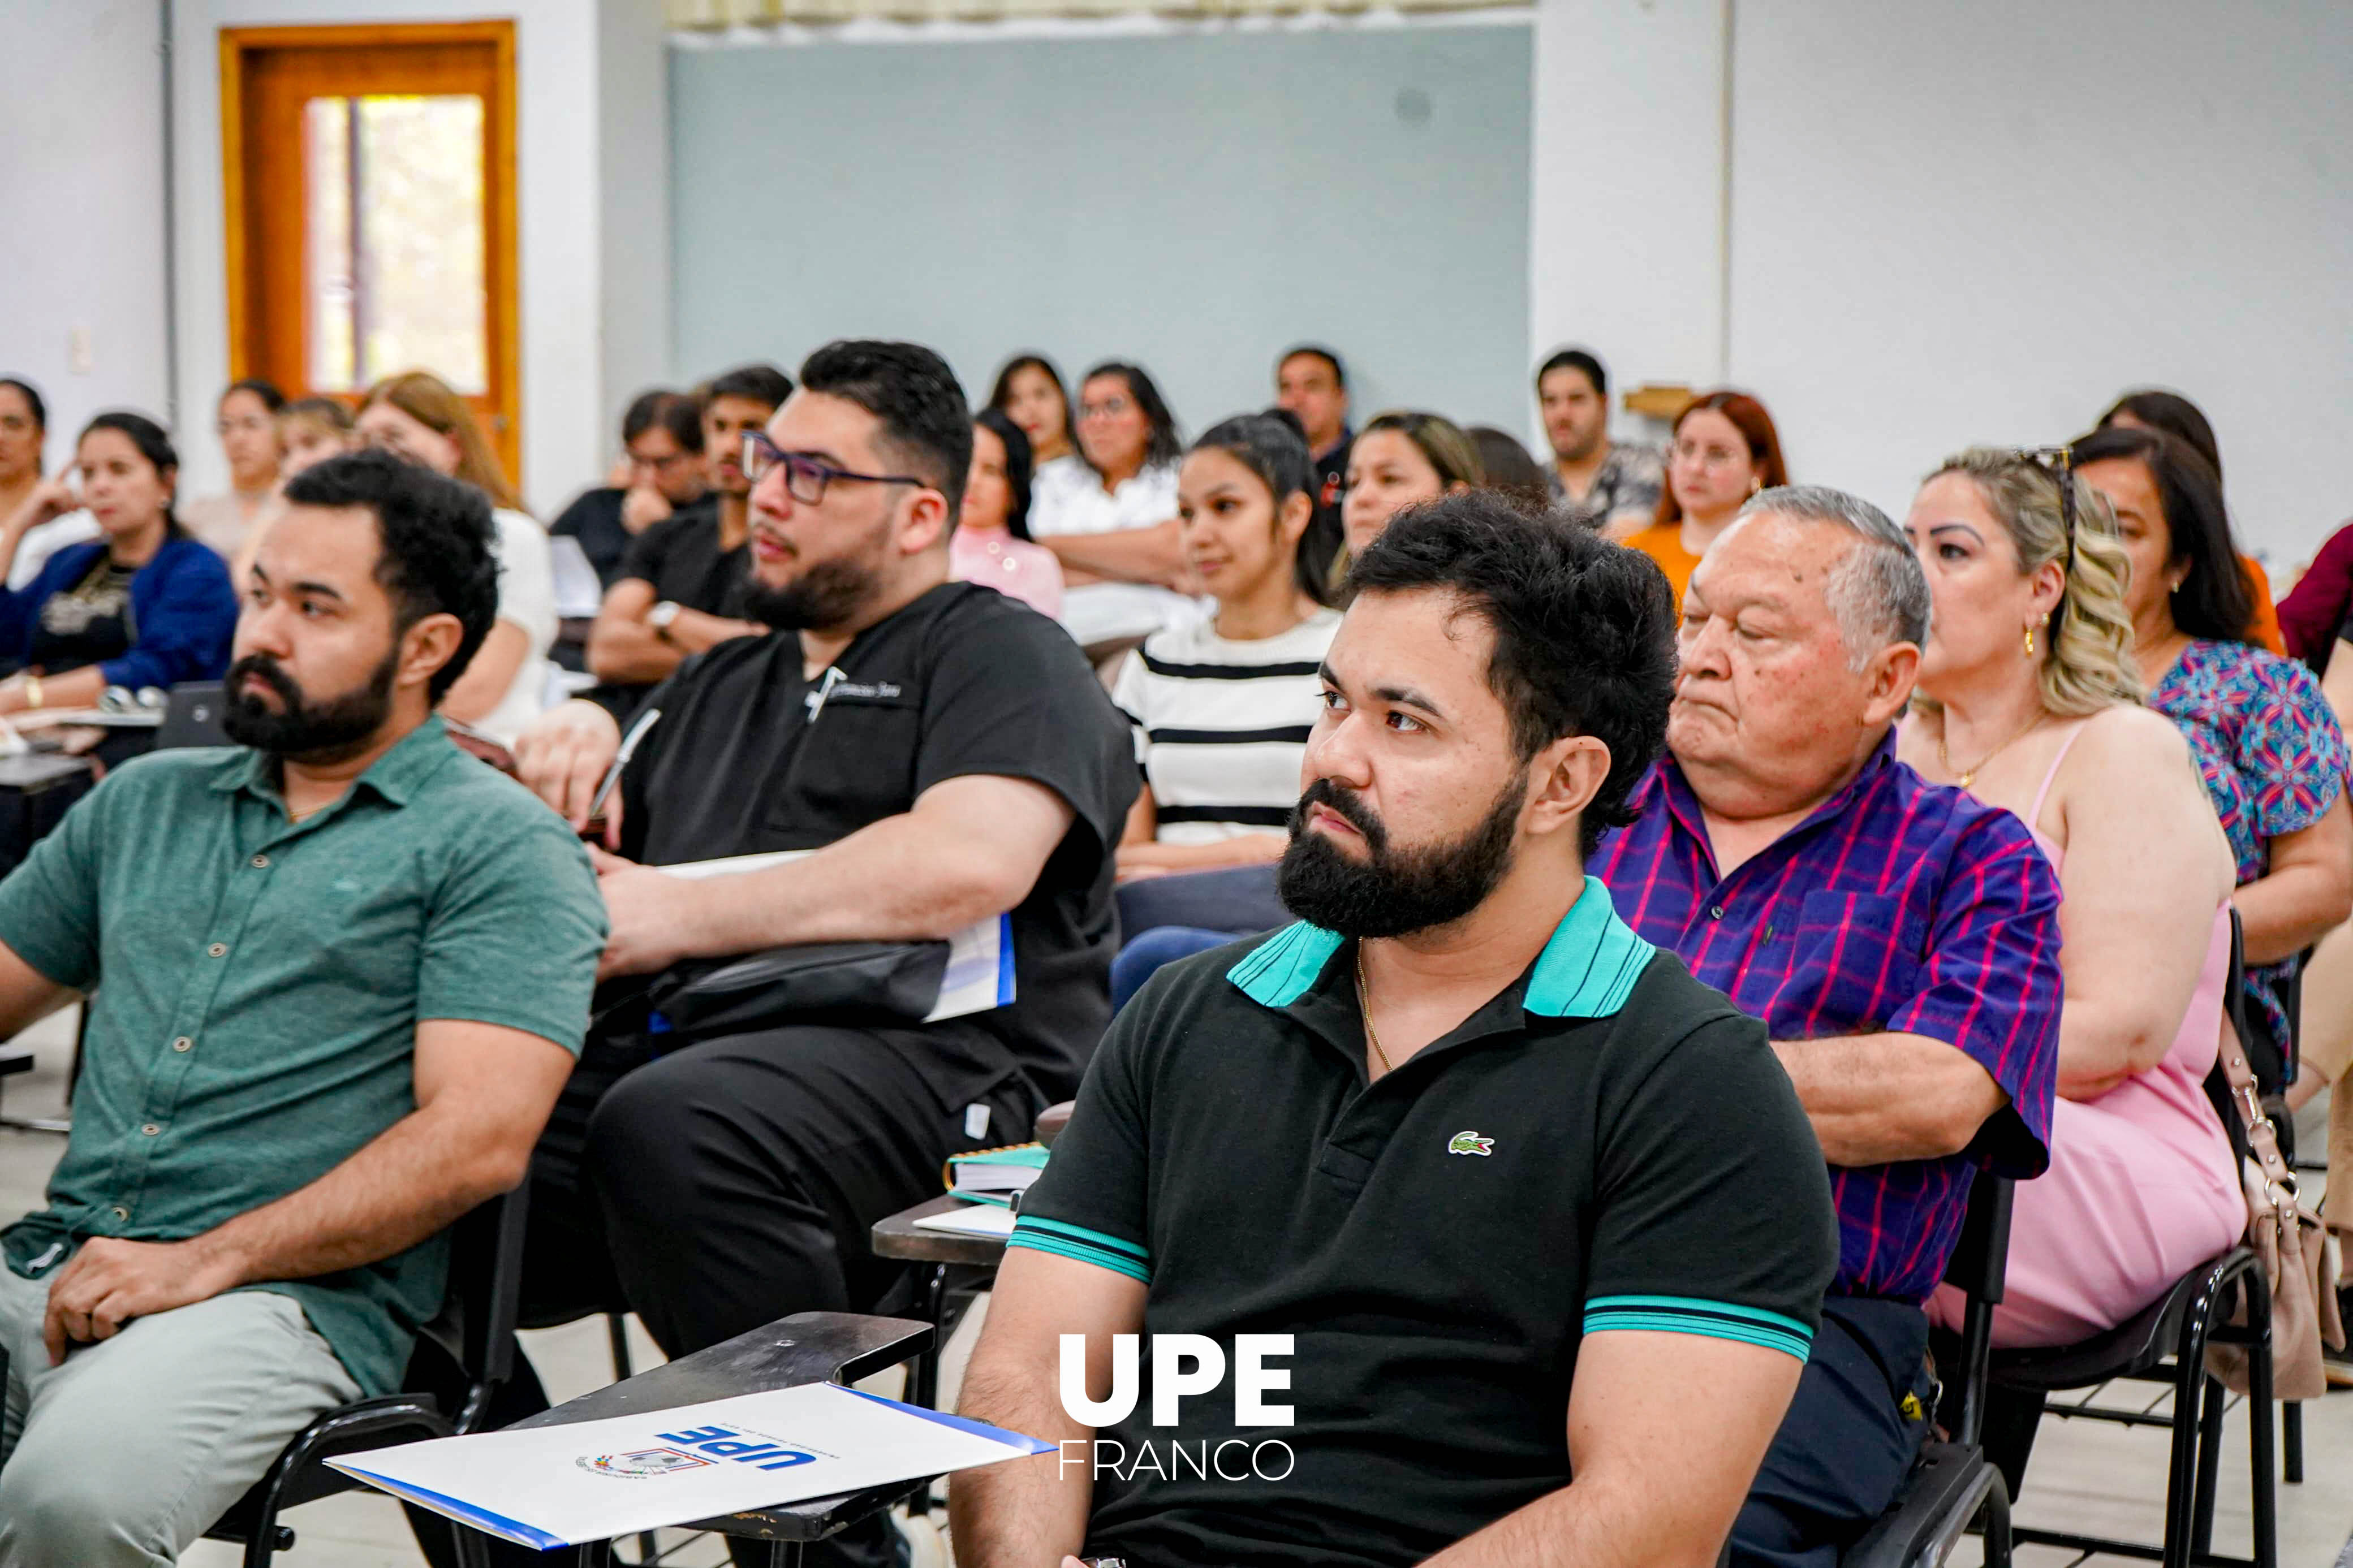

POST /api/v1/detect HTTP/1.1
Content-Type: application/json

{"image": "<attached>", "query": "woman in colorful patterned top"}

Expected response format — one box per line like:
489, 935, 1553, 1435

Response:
2076, 424, 2352, 1068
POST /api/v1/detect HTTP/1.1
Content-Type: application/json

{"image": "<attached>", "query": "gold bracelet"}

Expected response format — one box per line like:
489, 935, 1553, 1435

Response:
22, 676, 41, 710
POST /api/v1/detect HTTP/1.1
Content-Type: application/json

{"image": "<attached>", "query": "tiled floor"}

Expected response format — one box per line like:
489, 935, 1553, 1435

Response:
0, 1006, 2345, 1565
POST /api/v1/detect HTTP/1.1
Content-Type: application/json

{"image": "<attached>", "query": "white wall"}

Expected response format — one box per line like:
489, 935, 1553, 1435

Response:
0, 0, 173, 474
1531, 0, 2353, 560
1528, 0, 1725, 448
169, 0, 670, 514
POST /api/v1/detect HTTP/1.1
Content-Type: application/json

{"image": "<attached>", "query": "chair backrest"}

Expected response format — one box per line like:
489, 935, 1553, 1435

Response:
1940, 1166, 2014, 1449
421, 1184, 531, 1432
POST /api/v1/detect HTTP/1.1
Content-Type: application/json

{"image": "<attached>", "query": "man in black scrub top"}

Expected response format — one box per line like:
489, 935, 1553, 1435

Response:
511, 342, 1134, 1564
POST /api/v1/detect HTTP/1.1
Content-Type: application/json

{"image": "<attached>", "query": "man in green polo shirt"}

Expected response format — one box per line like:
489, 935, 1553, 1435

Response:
954, 495, 1838, 1568
0, 450, 604, 1567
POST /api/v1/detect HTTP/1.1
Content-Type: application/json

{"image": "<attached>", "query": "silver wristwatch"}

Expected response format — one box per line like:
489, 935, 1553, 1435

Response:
648, 600, 683, 642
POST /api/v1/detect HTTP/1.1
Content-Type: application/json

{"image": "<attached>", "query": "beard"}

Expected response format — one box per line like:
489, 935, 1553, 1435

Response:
219, 648, 397, 763
1276, 772, 1528, 939
742, 554, 881, 632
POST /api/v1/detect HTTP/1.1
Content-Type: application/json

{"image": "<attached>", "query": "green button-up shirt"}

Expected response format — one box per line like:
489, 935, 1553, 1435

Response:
0, 717, 605, 1394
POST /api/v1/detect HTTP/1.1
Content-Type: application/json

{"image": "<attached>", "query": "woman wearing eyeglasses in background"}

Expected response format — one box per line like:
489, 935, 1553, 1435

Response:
1615, 390, 1789, 606
1028, 361, 1195, 650
1899, 448, 2242, 1349
182, 377, 287, 559
355, 371, 557, 748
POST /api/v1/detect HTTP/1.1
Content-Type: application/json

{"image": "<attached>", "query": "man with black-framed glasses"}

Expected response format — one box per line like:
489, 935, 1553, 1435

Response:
507, 341, 1134, 1566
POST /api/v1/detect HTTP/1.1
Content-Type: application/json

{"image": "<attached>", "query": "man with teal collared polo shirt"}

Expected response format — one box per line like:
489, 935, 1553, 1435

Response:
953, 495, 1838, 1568
0, 451, 604, 1568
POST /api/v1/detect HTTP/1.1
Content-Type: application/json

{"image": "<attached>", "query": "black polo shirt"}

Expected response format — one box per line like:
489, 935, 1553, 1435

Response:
617, 581, 1137, 1107
1011, 876, 1838, 1568
615, 498, 739, 617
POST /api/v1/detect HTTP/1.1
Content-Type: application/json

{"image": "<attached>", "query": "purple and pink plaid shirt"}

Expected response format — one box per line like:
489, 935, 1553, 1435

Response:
1592, 736, 2063, 1303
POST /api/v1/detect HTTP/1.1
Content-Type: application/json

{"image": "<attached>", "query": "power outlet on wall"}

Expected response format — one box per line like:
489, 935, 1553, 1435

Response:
67, 326, 93, 375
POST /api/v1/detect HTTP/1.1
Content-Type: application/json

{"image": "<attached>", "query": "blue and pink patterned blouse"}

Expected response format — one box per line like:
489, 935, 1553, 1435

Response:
1593, 738, 2063, 1303
2150, 638, 2350, 1054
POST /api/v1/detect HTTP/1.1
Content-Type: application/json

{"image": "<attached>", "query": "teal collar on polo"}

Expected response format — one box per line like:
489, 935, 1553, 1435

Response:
1227, 874, 1655, 1019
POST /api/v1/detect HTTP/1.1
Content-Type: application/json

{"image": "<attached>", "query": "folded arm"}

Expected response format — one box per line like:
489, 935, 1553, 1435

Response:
2238, 796, 2353, 966
1773, 1032, 2008, 1166
1422, 1329, 1801, 1568
1038, 522, 1190, 589
587, 578, 763, 686
950, 1247, 1148, 1568
593, 772, 1076, 976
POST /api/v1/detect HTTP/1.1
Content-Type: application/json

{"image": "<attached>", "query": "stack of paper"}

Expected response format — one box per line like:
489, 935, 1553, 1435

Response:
947, 1144, 1050, 1207
330, 1381, 1053, 1551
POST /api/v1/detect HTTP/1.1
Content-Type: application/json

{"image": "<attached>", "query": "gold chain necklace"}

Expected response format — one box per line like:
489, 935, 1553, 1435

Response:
1355, 948, 1396, 1077
1937, 712, 2047, 791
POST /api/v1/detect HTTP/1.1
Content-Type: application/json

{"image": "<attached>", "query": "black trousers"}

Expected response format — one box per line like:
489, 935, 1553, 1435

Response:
424, 1022, 1045, 1568
1730, 1297, 1934, 1568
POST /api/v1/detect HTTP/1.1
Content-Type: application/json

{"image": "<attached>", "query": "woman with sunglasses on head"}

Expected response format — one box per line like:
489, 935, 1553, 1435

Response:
1028, 361, 1195, 649
1616, 390, 1788, 606
1898, 449, 2242, 1346
952, 410, 1063, 617
0, 411, 238, 716
356, 370, 557, 748
2076, 423, 2352, 1082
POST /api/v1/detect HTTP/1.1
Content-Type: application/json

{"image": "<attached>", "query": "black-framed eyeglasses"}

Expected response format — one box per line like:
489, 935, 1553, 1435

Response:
742, 431, 930, 507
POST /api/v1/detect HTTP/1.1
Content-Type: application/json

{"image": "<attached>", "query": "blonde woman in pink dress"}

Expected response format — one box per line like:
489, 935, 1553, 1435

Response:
951, 409, 1063, 619
1898, 448, 2243, 1347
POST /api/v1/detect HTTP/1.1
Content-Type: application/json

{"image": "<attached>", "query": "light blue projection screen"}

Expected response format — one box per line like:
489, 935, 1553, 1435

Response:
669, 23, 1532, 438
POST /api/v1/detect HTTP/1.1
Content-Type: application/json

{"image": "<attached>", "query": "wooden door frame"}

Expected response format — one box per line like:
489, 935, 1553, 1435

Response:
218, 20, 520, 472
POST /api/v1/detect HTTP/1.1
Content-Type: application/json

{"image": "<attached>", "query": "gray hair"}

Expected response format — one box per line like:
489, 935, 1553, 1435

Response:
1739, 484, 1930, 666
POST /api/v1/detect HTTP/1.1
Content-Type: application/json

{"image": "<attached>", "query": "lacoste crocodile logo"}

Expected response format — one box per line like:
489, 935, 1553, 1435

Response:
1446, 1130, 1494, 1157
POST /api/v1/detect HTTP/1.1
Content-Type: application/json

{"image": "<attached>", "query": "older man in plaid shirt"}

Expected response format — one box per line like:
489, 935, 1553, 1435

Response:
1594, 486, 2062, 1568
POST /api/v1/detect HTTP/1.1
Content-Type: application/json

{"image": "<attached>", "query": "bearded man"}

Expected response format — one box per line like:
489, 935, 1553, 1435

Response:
949, 493, 1838, 1568
508, 340, 1135, 1566
0, 450, 604, 1567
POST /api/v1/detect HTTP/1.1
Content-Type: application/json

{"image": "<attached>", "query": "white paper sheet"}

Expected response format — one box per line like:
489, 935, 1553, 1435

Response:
656, 851, 1014, 1021
911, 1204, 1018, 1239
329, 1381, 1053, 1551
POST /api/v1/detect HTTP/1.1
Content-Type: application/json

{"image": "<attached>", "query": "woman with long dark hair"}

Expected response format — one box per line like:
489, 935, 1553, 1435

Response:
989, 353, 1077, 468
951, 409, 1063, 617
0, 411, 238, 712
1029, 360, 1194, 647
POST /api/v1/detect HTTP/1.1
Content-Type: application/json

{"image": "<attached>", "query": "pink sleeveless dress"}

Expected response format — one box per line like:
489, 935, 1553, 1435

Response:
1929, 723, 2246, 1347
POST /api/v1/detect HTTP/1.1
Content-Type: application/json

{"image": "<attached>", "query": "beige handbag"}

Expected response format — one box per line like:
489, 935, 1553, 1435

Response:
2207, 1030, 2344, 1402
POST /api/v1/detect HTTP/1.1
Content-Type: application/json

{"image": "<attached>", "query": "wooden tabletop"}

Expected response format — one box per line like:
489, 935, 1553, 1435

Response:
870, 1193, 1013, 1268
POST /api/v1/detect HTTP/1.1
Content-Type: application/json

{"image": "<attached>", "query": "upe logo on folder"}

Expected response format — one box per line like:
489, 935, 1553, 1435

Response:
578, 1423, 822, 1480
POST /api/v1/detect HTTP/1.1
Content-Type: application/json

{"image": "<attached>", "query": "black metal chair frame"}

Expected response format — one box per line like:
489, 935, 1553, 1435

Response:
201, 1186, 531, 1567
1981, 910, 2282, 1568
1840, 1167, 2015, 1568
